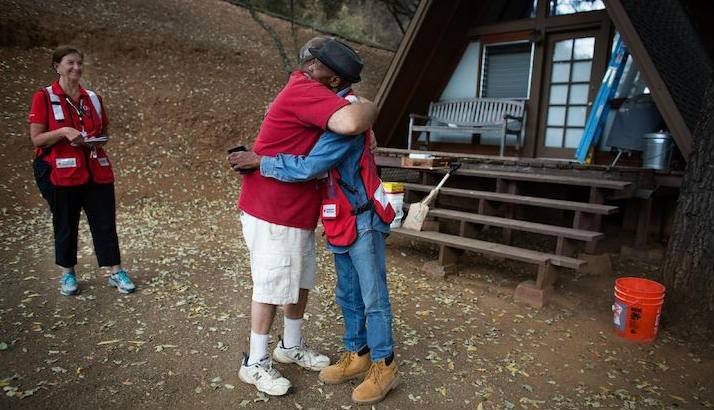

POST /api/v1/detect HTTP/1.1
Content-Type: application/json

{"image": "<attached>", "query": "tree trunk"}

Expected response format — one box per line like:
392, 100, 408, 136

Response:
659, 80, 714, 338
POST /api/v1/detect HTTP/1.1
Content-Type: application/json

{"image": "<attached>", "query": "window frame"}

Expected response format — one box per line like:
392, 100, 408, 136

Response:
478, 40, 535, 100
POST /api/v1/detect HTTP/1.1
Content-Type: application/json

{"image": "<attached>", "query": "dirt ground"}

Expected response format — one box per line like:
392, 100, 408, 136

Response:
1, 0, 713, 409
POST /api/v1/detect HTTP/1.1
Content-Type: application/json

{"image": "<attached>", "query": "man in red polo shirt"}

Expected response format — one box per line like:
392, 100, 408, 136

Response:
235, 38, 377, 396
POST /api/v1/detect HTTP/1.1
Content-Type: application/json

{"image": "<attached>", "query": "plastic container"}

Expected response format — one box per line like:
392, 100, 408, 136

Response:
385, 192, 405, 228
383, 182, 404, 193
612, 277, 666, 342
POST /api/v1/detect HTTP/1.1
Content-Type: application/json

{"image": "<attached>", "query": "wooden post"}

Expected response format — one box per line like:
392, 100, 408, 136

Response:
573, 210, 592, 230
584, 187, 604, 253
478, 198, 495, 233
635, 197, 653, 249
556, 236, 576, 257
502, 181, 518, 244
515, 260, 557, 308
478, 198, 495, 215
423, 245, 463, 280
535, 260, 558, 290
459, 221, 479, 238
438, 245, 462, 266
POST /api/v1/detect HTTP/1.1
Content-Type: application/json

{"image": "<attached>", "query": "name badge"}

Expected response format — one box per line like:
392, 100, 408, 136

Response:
56, 158, 77, 168
98, 158, 110, 167
322, 203, 337, 219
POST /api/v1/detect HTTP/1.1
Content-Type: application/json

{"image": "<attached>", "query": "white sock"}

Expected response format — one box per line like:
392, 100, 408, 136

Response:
283, 317, 303, 349
248, 331, 269, 365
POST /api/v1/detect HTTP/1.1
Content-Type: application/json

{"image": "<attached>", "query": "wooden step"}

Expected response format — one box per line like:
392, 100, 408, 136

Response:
391, 228, 586, 270
404, 183, 619, 215
437, 168, 632, 190
403, 205, 603, 242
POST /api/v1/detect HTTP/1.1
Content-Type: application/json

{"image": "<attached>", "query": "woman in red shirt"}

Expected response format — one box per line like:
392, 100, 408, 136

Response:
28, 45, 135, 295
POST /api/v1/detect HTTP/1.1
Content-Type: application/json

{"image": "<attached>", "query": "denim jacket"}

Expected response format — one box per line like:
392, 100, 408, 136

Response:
260, 130, 390, 253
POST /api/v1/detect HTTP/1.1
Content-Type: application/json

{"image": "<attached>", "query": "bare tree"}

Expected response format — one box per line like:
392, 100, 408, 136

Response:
376, 0, 419, 34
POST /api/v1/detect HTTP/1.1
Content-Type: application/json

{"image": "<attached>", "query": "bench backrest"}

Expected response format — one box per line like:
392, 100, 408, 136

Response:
428, 98, 525, 126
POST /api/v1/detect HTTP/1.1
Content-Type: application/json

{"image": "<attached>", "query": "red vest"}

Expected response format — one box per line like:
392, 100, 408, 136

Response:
320, 134, 395, 247
41, 85, 114, 186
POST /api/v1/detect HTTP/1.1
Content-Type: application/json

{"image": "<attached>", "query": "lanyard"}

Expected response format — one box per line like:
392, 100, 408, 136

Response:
64, 96, 86, 133
64, 96, 100, 158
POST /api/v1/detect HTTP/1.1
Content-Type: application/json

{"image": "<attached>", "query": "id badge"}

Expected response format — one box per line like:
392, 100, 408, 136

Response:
322, 203, 338, 219
56, 158, 77, 168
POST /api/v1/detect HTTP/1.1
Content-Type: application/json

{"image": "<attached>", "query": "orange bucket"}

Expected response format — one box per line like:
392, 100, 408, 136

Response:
612, 277, 665, 342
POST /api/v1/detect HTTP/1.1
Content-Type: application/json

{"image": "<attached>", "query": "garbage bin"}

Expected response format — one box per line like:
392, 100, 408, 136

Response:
642, 131, 672, 170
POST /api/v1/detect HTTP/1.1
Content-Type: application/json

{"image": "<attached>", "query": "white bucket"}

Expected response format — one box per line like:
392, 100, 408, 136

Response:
385, 192, 404, 228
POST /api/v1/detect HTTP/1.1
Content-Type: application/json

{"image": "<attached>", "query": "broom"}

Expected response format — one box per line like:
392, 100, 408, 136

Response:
401, 162, 461, 231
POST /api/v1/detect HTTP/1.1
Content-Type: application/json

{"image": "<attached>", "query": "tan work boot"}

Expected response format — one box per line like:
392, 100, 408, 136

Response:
351, 358, 400, 405
318, 351, 371, 384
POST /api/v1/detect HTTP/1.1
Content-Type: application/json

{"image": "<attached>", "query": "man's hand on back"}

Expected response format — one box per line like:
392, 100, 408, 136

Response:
228, 151, 262, 172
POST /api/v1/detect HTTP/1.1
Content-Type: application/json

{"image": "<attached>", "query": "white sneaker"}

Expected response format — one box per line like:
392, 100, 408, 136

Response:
238, 354, 291, 396
273, 339, 330, 371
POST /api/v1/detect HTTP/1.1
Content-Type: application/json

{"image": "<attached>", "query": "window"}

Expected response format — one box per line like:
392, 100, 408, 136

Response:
544, 37, 595, 149
549, 0, 605, 15
480, 42, 534, 99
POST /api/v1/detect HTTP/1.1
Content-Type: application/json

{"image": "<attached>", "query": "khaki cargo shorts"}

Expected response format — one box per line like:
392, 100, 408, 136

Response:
240, 212, 317, 305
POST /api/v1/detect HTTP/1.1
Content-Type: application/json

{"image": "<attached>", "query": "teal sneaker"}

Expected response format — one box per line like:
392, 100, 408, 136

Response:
60, 272, 79, 296
108, 271, 136, 294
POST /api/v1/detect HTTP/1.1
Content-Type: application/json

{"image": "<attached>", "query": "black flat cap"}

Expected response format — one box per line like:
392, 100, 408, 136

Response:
309, 39, 362, 83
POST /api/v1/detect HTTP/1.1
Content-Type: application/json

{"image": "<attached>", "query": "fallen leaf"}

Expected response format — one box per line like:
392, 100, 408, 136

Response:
669, 394, 688, 403
97, 339, 122, 346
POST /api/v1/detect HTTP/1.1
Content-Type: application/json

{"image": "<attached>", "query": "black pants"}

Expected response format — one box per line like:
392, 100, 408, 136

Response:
34, 159, 121, 268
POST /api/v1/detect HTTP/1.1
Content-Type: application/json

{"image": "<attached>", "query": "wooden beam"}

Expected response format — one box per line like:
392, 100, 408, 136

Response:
604, 0, 693, 158
635, 197, 653, 248
543, 10, 609, 32
469, 10, 608, 38
467, 19, 536, 37
374, 0, 431, 109
374, 0, 465, 147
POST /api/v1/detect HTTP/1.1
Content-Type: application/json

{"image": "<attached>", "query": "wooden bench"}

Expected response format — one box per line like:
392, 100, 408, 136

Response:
449, 169, 632, 190
408, 98, 526, 156
392, 228, 585, 307
403, 183, 619, 215
403, 203, 603, 255
424, 208, 603, 242
422, 168, 630, 252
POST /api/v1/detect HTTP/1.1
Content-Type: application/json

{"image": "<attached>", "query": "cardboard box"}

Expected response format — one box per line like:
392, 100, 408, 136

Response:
400, 156, 450, 169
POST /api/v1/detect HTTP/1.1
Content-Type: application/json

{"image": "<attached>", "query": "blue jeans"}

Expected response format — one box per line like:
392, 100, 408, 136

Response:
334, 230, 393, 361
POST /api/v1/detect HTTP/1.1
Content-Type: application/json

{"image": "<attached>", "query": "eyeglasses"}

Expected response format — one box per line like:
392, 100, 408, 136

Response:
310, 58, 337, 77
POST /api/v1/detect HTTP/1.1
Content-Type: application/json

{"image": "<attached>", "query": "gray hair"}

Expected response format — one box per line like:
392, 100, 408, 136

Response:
299, 36, 332, 68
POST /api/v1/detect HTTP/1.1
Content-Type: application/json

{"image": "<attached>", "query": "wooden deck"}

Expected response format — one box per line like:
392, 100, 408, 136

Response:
377, 149, 664, 307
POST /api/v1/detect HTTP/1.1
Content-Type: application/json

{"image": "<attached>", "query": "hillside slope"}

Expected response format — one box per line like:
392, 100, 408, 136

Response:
0, 0, 393, 210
